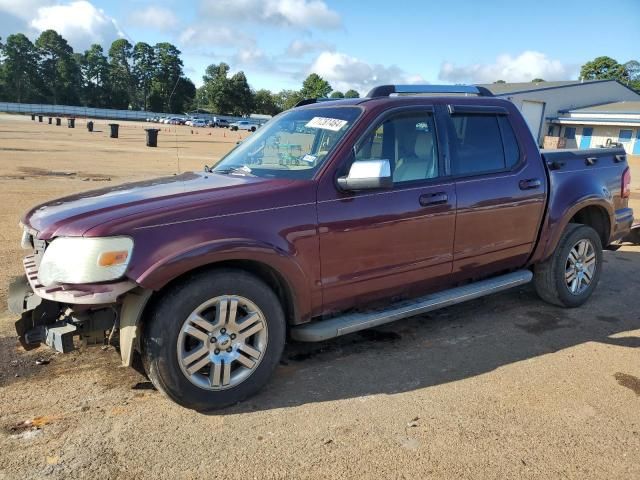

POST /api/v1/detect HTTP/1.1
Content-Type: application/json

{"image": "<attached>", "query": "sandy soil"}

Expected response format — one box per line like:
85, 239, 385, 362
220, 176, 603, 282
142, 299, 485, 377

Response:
0, 113, 639, 479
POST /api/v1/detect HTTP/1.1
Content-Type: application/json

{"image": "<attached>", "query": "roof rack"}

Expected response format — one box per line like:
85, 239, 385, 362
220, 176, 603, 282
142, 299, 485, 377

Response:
366, 84, 493, 98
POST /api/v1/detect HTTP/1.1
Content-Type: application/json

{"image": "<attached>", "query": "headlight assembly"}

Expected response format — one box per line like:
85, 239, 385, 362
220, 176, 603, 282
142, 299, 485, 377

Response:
38, 237, 134, 286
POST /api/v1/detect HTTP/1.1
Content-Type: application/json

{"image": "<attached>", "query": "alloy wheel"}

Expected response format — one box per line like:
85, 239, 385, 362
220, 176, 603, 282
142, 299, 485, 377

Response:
564, 239, 596, 295
177, 295, 268, 390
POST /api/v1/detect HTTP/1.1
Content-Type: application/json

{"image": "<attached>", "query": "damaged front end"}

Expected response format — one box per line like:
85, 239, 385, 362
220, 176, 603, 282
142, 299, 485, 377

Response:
10, 225, 149, 364
10, 275, 120, 353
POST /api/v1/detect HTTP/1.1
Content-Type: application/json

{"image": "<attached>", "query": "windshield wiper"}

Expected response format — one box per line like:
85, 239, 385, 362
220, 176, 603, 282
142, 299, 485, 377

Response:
212, 165, 254, 176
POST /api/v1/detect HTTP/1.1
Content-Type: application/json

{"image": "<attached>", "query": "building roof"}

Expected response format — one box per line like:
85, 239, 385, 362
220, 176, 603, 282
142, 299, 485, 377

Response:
565, 101, 640, 114
552, 116, 640, 126
477, 79, 618, 96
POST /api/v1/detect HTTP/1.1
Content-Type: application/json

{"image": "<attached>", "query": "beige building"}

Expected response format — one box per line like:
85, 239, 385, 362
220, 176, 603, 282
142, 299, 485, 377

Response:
548, 101, 640, 154
480, 80, 640, 148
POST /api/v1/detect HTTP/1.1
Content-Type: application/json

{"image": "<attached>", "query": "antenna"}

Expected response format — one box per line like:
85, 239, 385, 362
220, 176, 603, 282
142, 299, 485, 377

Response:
167, 77, 181, 174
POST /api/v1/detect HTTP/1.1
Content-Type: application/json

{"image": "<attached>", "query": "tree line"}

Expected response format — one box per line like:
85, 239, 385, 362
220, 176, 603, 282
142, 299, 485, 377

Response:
0, 29, 359, 116
3, 29, 635, 116
579, 56, 640, 91
0, 31, 195, 113
195, 67, 359, 116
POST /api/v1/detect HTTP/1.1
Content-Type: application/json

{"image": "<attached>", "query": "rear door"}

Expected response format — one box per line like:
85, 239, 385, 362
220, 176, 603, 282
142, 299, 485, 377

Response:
317, 107, 456, 313
443, 104, 547, 278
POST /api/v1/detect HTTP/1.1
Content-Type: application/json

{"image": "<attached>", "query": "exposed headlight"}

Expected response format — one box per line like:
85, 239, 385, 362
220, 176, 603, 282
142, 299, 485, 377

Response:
38, 237, 134, 287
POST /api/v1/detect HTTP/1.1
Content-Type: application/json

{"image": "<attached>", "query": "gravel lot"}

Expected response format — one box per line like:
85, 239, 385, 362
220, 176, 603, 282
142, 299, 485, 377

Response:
0, 114, 638, 479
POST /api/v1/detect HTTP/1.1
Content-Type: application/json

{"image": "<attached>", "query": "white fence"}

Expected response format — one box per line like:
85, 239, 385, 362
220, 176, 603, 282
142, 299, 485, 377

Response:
0, 102, 266, 124
0, 102, 163, 120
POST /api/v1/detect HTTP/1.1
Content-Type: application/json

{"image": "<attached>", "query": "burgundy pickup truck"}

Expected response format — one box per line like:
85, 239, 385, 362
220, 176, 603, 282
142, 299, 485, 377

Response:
9, 85, 633, 410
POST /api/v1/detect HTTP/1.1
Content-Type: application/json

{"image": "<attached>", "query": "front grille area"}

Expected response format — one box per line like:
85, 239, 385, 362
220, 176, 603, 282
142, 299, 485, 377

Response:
23, 232, 47, 289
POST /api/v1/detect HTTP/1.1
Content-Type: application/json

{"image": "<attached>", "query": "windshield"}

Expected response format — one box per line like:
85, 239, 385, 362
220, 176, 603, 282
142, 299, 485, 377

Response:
213, 106, 361, 179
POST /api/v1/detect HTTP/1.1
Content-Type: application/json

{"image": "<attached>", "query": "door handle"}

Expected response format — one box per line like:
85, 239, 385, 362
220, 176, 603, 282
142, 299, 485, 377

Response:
419, 192, 448, 206
519, 178, 542, 190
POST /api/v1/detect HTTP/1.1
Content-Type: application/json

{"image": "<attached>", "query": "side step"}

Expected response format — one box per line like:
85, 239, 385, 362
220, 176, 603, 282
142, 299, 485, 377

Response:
291, 270, 533, 342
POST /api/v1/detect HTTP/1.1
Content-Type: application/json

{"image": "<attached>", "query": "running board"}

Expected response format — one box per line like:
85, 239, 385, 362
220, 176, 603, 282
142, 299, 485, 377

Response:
291, 270, 533, 342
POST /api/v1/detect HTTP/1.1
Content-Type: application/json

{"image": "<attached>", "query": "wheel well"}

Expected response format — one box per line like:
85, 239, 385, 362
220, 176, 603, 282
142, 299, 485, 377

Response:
569, 205, 610, 245
141, 260, 297, 327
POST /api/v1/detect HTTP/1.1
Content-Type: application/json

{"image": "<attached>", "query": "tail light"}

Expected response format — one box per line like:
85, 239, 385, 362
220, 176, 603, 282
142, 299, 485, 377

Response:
622, 167, 631, 199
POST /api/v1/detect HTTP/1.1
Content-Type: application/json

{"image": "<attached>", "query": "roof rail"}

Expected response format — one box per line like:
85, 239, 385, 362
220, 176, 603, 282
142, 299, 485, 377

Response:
366, 84, 493, 98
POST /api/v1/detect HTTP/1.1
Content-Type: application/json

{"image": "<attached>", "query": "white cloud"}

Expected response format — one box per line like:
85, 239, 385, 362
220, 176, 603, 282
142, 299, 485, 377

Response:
308, 51, 425, 94
179, 25, 254, 50
286, 39, 334, 57
0, 0, 50, 39
235, 48, 268, 65
129, 6, 179, 32
0, 0, 51, 20
198, 0, 341, 29
439, 51, 573, 84
28, 1, 122, 51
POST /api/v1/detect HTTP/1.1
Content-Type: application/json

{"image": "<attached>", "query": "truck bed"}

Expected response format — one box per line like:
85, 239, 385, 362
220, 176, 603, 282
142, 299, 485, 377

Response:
541, 147, 627, 171
538, 146, 632, 252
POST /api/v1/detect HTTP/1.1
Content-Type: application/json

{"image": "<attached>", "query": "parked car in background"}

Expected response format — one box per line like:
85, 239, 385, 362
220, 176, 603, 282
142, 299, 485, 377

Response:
211, 117, 230, 128
9, 84, 633, 411
192, 119, 207, 127
230, 120, 257, 132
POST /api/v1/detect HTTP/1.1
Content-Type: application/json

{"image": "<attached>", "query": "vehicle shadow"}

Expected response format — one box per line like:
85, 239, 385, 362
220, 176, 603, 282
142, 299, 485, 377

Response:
1, 250, 639, 411
218, 249, 640, 414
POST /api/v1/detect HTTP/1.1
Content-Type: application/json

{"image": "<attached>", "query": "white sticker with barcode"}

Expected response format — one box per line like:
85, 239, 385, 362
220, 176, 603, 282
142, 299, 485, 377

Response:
305, 117, 348, 131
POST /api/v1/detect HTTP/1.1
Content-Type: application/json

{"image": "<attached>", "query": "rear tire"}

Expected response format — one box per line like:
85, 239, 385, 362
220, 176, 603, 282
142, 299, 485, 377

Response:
534, 223, 603, 307
142, 269, 286, 411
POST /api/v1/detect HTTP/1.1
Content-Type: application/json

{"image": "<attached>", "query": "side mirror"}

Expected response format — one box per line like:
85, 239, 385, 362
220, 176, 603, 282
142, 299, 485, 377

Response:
337, 159, 393, 191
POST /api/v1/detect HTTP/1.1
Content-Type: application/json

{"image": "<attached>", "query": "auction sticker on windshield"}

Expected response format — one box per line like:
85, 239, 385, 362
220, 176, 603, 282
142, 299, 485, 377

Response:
305, 117, 348, 132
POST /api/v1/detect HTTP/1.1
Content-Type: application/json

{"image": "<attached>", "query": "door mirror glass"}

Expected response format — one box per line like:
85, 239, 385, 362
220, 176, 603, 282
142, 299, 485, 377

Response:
337, 159, 392, 191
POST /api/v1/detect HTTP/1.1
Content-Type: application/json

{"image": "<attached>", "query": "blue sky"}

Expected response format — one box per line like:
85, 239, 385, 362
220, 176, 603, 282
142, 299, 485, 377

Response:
1, 0, 639, 94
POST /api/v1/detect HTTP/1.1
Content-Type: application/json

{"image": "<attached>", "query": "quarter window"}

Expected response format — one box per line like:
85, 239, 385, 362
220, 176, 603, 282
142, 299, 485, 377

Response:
498, 116, 520, 169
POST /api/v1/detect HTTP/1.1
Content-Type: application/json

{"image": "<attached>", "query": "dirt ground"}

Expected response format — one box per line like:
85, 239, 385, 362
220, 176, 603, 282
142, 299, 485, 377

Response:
0, 113, 639, 479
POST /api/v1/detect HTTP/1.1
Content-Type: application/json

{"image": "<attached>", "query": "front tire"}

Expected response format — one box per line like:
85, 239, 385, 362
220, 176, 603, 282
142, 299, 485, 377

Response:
142, 269, 286, 411
534, 223, 603, 307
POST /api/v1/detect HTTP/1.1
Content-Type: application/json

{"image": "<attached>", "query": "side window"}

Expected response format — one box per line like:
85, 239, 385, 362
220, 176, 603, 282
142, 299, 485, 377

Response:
498, 116, 520, 168
355, 111, 439, 183
447, 114, 508, 175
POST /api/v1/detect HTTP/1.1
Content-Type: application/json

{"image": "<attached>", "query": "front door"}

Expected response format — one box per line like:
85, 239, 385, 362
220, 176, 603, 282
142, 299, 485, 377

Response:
443, 105, 547, 277
317, 108, 456, 313
580, 127, 593, 149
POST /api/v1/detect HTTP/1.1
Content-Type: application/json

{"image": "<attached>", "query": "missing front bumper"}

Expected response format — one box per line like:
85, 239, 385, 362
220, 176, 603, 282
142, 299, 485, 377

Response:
9, 275, 118, 353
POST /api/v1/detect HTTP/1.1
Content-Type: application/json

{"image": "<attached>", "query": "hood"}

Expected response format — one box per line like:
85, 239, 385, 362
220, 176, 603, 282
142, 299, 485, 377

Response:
23, 171, 300, 238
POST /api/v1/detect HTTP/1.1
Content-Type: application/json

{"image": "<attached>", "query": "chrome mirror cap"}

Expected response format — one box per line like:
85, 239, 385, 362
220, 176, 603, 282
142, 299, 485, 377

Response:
337, 159, 393, 191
